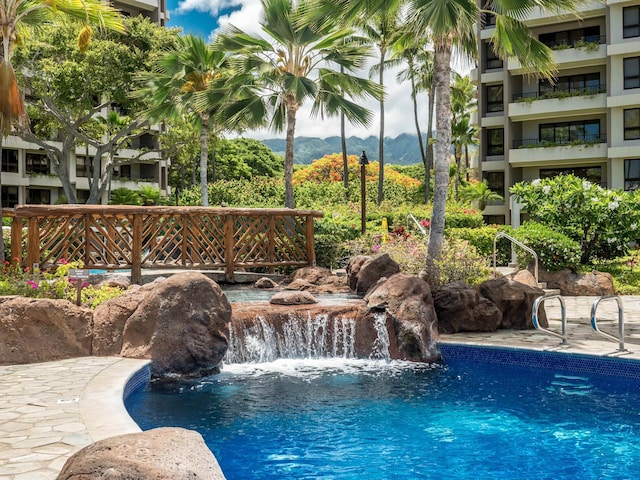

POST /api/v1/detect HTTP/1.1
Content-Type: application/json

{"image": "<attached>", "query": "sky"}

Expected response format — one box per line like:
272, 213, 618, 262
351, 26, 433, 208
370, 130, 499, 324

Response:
164, 0, 442, 141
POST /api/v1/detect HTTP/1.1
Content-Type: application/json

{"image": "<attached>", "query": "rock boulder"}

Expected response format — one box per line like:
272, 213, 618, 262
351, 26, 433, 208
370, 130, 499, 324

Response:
432, 282, 503, 334
56, 427, 225, 480
540, 269, 615, 296
349, 254, 401, 295
270, 290, 318, 305
0, 297, 92, 365
478, 277, 547, 329
364, 273, 439, 361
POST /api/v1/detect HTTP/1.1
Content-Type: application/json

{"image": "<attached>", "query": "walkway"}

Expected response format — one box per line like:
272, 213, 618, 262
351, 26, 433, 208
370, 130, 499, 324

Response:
2, 296, 640, 479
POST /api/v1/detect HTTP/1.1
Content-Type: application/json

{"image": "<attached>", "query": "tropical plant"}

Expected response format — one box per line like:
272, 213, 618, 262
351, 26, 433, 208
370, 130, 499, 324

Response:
218, 0, 383, 208
450, 72, 478, 197
109, 187, 142, 205
358, 0, 405, 205
460, 179, 503, 210
136, 34, 229, 206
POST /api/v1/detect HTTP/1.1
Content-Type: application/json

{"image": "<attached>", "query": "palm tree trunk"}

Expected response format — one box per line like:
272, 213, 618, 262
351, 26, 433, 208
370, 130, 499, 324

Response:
200, 115, 209, 207
454, 148, 462, 201
340, 65, 349, 195
284, 101, 297, 209
410, 61, 426, 166
425, 82, 435, 204
427, 40, 453, 267
377, 53, 385, 206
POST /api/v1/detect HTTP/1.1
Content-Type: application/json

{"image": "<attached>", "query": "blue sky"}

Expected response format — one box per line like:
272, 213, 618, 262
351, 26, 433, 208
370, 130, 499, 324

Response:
163, 0, 433, 140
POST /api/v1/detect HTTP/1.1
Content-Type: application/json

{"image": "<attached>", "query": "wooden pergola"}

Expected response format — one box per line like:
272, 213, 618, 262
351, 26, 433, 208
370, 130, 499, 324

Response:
5, 205, 324, 283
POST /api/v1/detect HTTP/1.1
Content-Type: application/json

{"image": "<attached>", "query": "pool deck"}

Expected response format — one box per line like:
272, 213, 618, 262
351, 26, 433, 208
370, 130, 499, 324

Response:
2, 295, 640, 479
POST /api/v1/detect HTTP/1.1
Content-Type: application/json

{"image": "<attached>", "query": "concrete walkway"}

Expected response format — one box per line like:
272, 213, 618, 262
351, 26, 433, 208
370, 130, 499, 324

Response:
2, 296, 640, 479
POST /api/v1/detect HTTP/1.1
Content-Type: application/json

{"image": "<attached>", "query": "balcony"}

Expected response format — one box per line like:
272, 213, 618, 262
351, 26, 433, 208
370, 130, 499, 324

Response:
508, 40, 606, 73
509, 134, 607, 165
520, 0, 605, 26
509, 86, 607, 120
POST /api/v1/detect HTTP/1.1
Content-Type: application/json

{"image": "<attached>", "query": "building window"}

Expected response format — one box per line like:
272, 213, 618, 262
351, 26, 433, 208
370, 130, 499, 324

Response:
624, 159, 640, 191
1, 186, 18, 208
539, 73, 601, 96
624, 57, 640, 89
483, 215, 505, 225
486, 129, 504, 156
482, 171, 505, 205
139, 163, 156, 181
540, 166, 602, 185
624, 108, 640, 140
539, 120, 601, 144
76, 190, 90, 204
25, 153, 49, 175
482, 1, 496, 27
76, 156, 88, 177
26, 188, 51, 204
1, 149, 19, 173
539, 26, 601, 49
485, 43, 502, 70
486, 85, 503, 113
119, 164, 131, 179
624, 6, 640, 39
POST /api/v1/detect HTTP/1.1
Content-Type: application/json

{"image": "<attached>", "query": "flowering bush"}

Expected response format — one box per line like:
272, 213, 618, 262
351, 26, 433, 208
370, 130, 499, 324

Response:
428, 239, 492, 287
511, 174, 640, 263
0, 260, 125, 308
511, 222, 581, 272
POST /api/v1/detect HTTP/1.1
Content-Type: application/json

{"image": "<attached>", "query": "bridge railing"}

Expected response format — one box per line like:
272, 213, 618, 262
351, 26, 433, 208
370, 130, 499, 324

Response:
4, 205, 324, 283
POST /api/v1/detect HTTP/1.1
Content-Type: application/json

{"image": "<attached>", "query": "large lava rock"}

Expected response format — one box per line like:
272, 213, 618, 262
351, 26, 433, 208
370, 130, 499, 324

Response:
94, 272, 231, 378
364, 273, 439, 361
348, 254, 401, 295
0, 297, 92, 364
478, 277, 546, 329
432, 282, 503, 334
57, 427, 225, 480
539, 269, 615, 296
287, 266, 350, 294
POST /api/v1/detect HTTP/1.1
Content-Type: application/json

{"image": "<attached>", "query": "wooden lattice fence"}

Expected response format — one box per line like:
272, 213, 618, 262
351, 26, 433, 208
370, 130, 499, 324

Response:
5, 206, 323, 283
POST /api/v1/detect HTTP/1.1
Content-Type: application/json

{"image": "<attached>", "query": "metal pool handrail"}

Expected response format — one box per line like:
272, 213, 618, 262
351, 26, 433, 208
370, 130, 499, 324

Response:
492, 231, 538, 284
406, 213, 427, 236
590, 295, 626, 352
532, 294, 567, 344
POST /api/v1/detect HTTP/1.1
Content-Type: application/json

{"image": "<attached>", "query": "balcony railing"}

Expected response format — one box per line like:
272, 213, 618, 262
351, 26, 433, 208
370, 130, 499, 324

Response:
544, 35, 606, 51
512, 84, 606, 102
513, 134, 607, 149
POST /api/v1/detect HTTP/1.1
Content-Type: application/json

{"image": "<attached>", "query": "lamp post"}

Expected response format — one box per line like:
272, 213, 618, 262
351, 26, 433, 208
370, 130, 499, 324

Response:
359, 150, 369, 234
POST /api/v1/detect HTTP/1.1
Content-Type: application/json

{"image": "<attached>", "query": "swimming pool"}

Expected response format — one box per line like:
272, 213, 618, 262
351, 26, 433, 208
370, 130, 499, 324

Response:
125, 345, 640, 480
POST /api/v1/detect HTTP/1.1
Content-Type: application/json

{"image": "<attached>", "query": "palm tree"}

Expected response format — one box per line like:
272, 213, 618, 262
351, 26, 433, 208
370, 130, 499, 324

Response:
460, 179, 503, 210
359, 1, 405, 205
136, 34, 229, 207
391, 31, 434, 203
218, 0, 382, 209
451, 72, 477, 199
0, 0, 123, 262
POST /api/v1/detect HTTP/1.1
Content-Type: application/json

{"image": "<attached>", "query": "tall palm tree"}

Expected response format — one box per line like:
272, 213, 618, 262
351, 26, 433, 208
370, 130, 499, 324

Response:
359, 0, 404, 205
0, 0, 123, 262
137, 34, 229, 206
451, 72, 477, 199
219, 0, 382, 209
391, 31, 434, 203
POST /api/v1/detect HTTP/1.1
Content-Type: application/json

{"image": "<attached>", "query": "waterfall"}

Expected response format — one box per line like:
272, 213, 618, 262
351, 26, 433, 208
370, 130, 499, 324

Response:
225, 312, 389, 364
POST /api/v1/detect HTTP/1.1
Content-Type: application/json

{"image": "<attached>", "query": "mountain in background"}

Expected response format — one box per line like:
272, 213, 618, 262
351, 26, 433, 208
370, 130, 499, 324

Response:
260, 133, 428, 166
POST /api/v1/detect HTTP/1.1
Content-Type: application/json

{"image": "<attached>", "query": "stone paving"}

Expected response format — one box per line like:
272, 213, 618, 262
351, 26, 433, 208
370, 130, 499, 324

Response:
2, 296, 640, 479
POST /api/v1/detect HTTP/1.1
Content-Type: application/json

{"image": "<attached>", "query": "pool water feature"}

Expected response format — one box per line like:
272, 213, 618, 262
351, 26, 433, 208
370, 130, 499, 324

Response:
126, 348, 640, 480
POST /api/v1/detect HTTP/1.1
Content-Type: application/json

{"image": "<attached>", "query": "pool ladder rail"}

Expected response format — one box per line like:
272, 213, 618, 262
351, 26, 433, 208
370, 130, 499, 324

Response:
532, 293, 627, 352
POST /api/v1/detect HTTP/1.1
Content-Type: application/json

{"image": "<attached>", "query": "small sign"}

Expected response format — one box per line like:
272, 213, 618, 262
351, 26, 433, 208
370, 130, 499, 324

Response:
69, 269, 90, 280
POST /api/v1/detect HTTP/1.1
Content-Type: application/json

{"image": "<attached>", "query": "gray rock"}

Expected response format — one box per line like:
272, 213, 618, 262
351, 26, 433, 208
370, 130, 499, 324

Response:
270, 290, 318, 305
254, 277, 279, 289
478, 277, 546, 329
56, 427, 226, 479
350, 254, 401, 295
433, 282, 503, 333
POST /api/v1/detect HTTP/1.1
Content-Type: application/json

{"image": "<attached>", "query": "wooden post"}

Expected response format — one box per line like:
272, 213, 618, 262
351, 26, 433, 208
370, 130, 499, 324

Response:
305, 215, 315, 266
131, 214, 142, 284
84, 213, 91, 268
181, 214, 189, 266
268, 215, 275, 274
10, 216, 22, 264
26, 217, 40, 270
224, 214, 234, 282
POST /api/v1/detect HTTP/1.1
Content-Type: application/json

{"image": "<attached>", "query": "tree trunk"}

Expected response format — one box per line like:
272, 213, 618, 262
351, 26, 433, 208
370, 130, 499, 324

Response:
410, 59, 426, 166
426, 41, 453, 268
284, 99, 298, 209
454, 147, 462, 201
377, 52, 385, 206
425, 82, 435, 204
200, 114, 209, 207
340, 65, 349, 195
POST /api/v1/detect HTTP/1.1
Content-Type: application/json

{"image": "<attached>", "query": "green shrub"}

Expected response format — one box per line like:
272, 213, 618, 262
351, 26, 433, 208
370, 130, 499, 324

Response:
446, 225, 511, 264
314, 217, 361, 269
444, 207, 484, 229
425, 238, 492, 287
511, 221, 581, 272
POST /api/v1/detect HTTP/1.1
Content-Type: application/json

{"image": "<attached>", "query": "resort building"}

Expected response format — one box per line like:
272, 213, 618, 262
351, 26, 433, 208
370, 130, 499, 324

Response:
473, 0, 640, 226
1, 0, 171, 207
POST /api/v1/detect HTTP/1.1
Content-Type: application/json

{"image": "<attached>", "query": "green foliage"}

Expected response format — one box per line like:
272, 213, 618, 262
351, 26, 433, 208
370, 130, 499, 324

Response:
585, 250, 640, 295
511, 175, 640, 263
431, 239, 492, 287
511, 221, 581, 272
444, 206, 484, 229
179, 177, 284, 207
136, 186, 165, 206
0, 260, 125, 308
215, 138, 283, 180
459, 179, 504, 210
446, 225, 511, 264
109, 188, 143, 205
314, 218, 361, 269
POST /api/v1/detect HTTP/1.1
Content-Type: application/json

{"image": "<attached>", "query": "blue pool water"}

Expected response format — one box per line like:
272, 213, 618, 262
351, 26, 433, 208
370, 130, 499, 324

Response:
126, 353, 640, 480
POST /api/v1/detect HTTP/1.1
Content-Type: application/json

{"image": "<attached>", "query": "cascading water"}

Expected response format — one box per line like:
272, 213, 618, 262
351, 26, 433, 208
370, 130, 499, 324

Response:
225, 312, 390, 364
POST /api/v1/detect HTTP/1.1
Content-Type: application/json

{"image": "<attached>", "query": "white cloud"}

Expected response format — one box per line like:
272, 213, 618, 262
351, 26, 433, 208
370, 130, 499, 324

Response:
175, 0, 242, 16
213, 0, 264, 36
